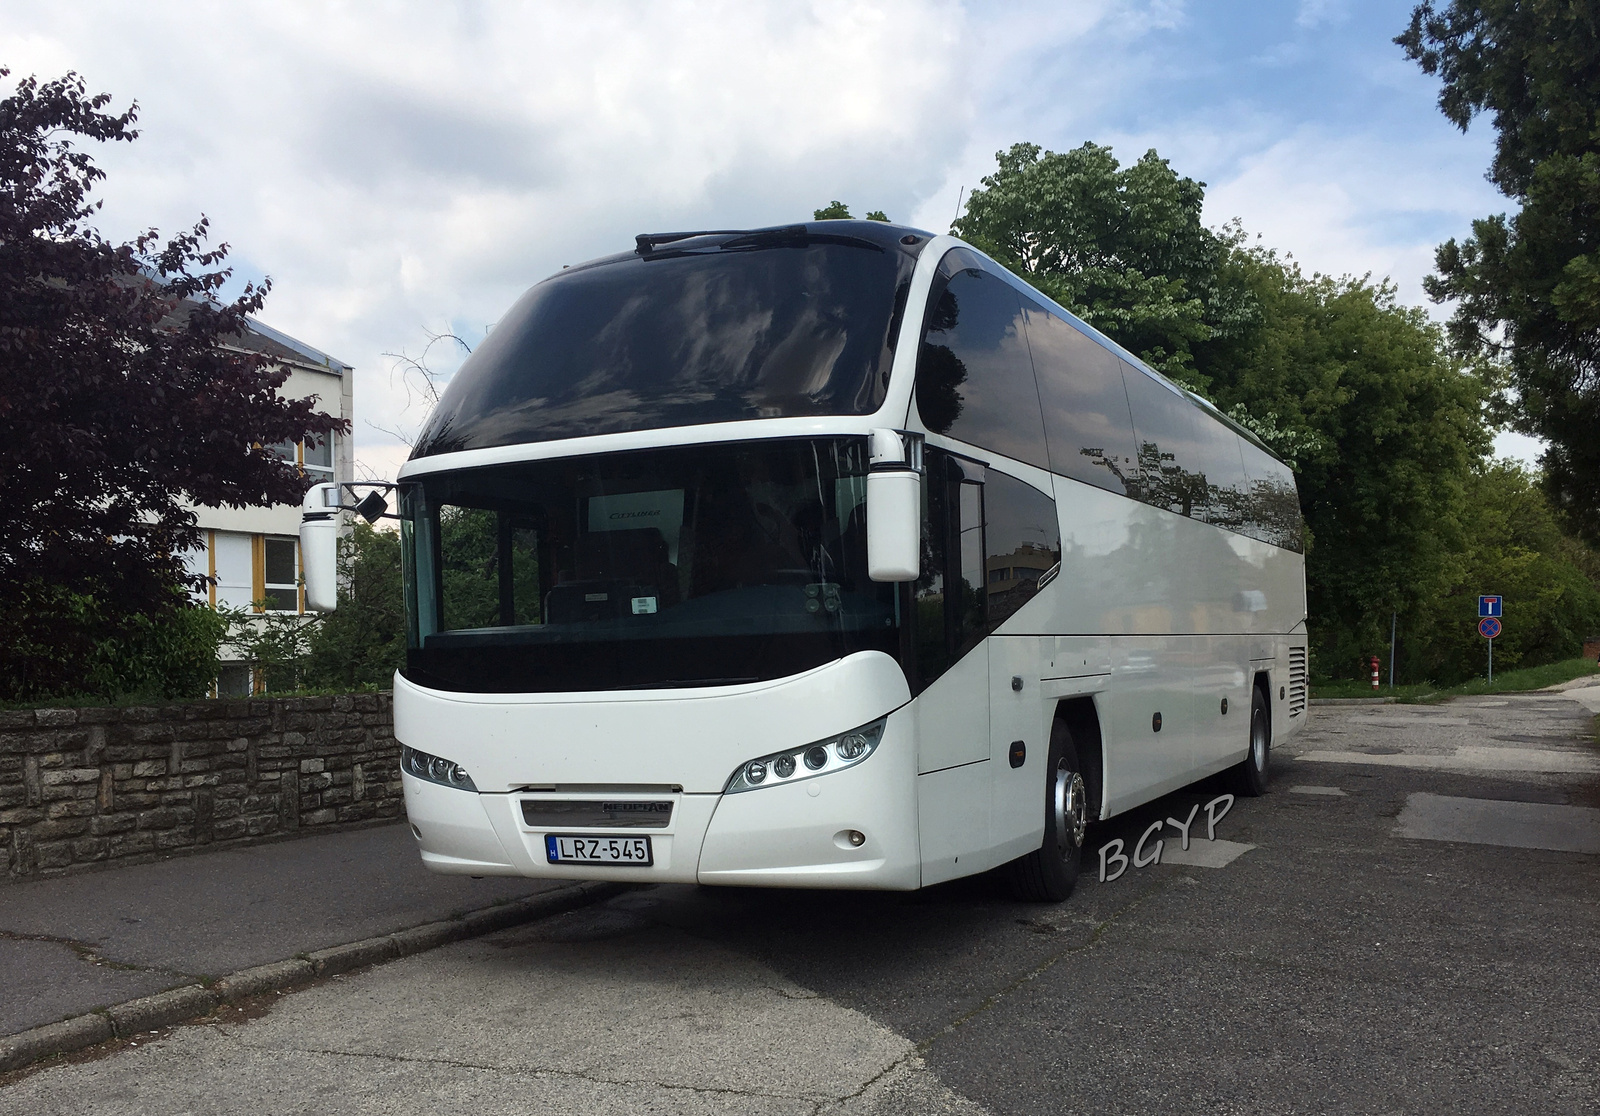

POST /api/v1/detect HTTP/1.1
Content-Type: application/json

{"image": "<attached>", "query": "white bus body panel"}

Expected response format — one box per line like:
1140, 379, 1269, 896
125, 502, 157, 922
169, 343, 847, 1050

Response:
395, 651, 920, 887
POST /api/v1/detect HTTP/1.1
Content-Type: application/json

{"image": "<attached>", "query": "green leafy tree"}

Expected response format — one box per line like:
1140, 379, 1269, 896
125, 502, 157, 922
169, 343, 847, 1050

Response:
219, 603, 319, 694
953, 142, 1259, 391
302, 523, 407, 690
1398, 4, 1600, 542
813, 202, 889, 221
1202, 246, 1492, 678
1425, 461, 1600, 682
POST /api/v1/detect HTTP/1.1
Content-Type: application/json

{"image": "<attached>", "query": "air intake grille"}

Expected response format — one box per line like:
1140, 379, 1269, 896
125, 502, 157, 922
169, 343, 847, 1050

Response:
1288, 647, 1308, 716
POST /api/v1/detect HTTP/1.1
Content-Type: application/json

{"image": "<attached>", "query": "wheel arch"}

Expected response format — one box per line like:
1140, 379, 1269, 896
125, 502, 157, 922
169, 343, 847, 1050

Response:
1252, 668, 1273, 739
1052, 696, 1104, 823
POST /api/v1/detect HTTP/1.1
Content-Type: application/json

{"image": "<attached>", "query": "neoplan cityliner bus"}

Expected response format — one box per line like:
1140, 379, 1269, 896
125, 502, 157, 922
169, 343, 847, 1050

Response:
301, 220, 1308, 902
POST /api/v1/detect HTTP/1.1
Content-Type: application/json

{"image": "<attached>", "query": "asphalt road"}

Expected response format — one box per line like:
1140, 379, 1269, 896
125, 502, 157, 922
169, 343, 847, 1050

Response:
0, 825, 555, 1036
4, 687, 1598, 1115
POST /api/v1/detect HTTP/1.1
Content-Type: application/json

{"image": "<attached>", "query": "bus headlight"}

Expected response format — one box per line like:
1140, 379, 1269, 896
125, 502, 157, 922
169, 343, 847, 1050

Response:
724, 718, 887, 794
402, 745, 478, 792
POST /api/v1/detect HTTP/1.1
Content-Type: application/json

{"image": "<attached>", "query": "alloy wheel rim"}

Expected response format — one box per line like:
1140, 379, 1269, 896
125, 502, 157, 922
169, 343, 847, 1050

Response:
1053, 764, 1088, 853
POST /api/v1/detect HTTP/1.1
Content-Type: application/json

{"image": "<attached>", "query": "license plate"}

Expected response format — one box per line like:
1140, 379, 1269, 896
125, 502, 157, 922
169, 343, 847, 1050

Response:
545, 835, 653, 866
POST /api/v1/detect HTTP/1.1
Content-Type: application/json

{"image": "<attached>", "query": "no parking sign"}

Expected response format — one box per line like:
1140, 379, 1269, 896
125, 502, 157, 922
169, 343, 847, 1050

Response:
1477, 596, 1502, 681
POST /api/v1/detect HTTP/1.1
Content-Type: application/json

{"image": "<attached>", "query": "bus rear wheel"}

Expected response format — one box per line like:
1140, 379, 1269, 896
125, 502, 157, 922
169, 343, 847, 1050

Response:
1004, 720, 1086, 902
1232, 685, 1271, 797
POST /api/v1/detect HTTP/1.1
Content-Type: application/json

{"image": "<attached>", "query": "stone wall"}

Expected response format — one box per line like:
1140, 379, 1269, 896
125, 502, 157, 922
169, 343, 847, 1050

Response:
0, 693, 398, 882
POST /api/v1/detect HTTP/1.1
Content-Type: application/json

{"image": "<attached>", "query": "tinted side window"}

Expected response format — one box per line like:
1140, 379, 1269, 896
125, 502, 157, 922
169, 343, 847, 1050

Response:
1022, 304, 1138, 495
984, 471, 1061, 628
1187, 417, 1252, 532
914, 451, 986, 689
915, 261, 1049, 469
1121, 362, 1210, 518
1240, 439, 1306, 552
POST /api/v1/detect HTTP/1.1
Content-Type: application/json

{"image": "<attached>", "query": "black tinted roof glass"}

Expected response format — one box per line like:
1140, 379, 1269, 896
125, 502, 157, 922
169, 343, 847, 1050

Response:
413, 229, 921, 457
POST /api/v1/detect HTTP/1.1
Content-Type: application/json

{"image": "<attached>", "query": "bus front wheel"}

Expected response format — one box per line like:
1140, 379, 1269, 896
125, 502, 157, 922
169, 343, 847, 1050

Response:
1004, 720, 1086, 902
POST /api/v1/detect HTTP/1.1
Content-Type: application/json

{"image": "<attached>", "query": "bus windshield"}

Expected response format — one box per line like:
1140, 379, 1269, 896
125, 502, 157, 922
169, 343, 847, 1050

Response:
411, 227, 921, 457
401, 438, 900, 693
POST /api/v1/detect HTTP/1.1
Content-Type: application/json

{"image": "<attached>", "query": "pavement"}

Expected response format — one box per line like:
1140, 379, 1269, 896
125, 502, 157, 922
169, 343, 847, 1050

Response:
0, 824, 562, 1038
2, 684, 1598, 1114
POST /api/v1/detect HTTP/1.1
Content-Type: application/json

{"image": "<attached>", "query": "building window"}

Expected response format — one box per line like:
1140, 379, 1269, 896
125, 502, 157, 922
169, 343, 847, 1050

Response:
263, 537, 299, 612
216, 663, 253, 698
213, 531, 255, 609
303, 435, 334, 484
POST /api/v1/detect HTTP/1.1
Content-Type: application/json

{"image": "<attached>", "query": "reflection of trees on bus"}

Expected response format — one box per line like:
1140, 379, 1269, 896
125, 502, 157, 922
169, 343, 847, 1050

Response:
916, 288, 966, 435
437, 506, 542, 631
1079, 442, 1302, 551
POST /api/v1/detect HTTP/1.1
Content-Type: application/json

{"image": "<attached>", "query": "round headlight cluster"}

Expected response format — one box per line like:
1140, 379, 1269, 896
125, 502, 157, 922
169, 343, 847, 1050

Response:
725, 718, 888, 793
402, 746, 477, 792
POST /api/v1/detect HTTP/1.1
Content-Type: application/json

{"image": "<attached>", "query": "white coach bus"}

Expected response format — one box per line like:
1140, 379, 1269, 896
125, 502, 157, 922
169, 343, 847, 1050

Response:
302, 220, 1308, 901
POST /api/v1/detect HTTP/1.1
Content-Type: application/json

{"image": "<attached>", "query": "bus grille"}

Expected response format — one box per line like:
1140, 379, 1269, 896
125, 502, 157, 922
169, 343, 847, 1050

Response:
1288, 647, 1308, 716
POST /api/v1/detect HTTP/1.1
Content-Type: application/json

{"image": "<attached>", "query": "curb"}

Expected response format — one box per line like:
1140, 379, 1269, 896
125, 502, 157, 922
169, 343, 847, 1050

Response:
1310, 696, 1396, 706
0, 879, 626, 1074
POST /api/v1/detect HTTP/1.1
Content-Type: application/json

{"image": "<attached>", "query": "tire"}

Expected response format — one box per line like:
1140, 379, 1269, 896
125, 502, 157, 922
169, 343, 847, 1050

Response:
1005, 719, 1087, 902
1232, 685, 1271, 797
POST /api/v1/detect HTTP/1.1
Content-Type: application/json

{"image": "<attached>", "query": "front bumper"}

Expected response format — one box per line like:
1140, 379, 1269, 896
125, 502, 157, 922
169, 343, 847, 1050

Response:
400, 706, 920, 889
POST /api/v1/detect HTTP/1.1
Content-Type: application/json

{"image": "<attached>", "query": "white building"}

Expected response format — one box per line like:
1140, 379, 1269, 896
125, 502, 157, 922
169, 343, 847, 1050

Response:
181, 318, 353, 696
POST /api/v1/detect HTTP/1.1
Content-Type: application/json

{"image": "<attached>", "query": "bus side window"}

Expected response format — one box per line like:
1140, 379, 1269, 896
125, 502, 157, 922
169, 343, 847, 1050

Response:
1022, 305, 1138, 497
914, 258, 1049, 470
914, 451, 987, 690
1121, 361, 1209, 518
1239, 438, 1305, 552
983, 471, 1061, 627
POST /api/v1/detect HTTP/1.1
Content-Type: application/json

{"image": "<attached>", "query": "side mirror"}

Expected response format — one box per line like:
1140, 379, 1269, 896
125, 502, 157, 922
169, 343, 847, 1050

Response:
300, 483, 341, 611
866, 428, 922, 582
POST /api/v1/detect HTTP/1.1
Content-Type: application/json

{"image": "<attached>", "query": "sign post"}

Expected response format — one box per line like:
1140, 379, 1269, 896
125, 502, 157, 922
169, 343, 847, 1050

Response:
1478, 597, 1502, 683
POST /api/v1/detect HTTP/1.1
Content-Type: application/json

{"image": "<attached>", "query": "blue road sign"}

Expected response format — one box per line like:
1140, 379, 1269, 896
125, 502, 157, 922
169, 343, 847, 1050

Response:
1479, 595, 1502, 618
1479, 616, 1502, 640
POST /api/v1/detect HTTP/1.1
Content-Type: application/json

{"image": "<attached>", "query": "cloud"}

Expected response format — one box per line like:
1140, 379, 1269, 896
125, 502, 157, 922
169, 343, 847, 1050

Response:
1, 0, 1514, 481
1201, 125, 1501, 307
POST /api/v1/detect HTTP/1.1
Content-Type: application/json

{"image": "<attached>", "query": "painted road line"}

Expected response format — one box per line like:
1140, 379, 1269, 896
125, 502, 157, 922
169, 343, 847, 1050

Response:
1289, 785, 1347, 796
1393, 793, 1600, 855
1160, 840, 1256, 869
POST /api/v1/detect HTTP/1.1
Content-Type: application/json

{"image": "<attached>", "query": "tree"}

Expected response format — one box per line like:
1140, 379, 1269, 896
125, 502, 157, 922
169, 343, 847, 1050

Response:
1398, 4, 1600, 542
813, 201, 889, 221
953, 142, 1259, 391
1201, 245, 1493, 679
0, 70, 347, 700
948, 142, 1552, 681
301, 522, 407, 691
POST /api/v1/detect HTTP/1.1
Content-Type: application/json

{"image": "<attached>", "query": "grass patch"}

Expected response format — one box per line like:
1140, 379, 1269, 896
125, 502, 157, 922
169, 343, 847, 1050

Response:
1313, 656, 1600, 703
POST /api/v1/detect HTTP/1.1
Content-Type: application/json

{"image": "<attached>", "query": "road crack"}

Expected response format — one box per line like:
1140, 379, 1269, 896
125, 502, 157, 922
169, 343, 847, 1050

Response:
262, 1044, 832, 1102
0, 929, 201, 982
915, 880, 1175, 1055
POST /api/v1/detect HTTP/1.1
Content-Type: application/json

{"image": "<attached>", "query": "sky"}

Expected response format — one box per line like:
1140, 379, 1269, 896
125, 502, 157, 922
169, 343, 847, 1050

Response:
2, 0, 1542, 478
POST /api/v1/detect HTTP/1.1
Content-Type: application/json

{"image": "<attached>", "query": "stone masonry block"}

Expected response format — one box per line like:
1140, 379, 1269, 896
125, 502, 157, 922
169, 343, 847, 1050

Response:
39, 767, 100, 785
34, 841, 73, 870
30, 818, 90, 841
